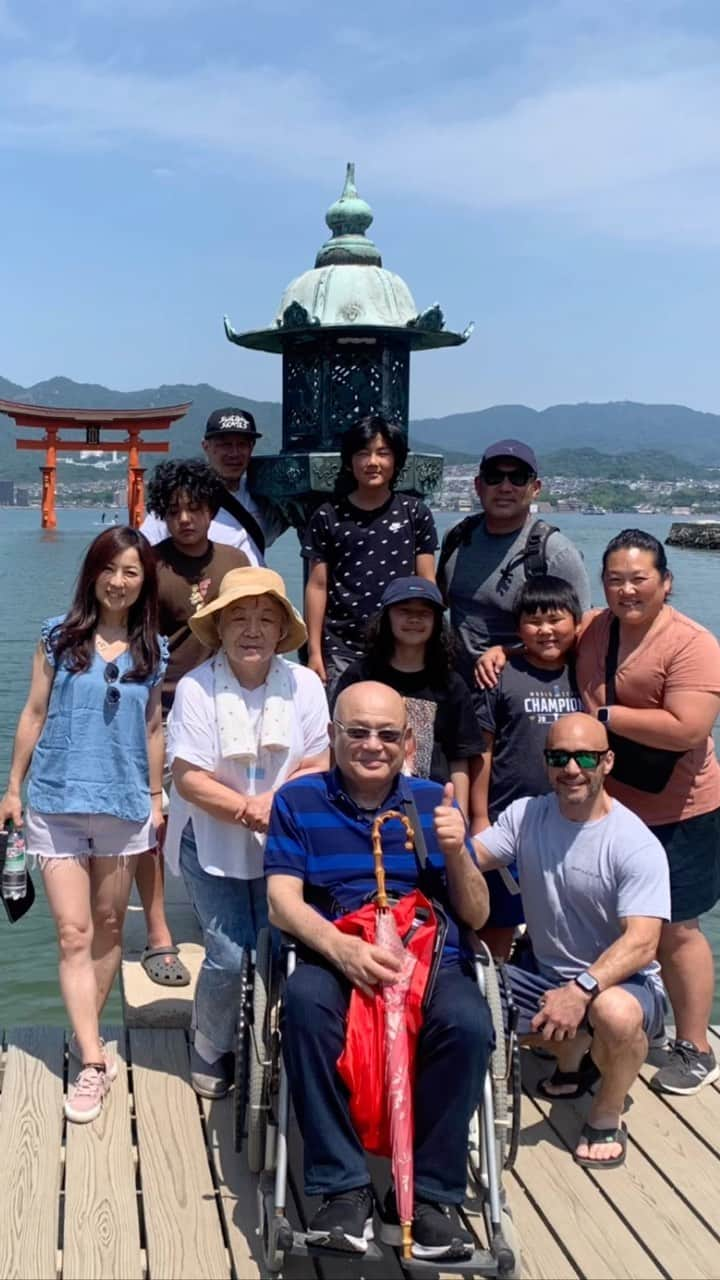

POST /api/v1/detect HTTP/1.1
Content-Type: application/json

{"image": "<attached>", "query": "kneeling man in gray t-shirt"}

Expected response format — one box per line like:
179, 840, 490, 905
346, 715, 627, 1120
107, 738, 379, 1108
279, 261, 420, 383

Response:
434, 712, 670, 1171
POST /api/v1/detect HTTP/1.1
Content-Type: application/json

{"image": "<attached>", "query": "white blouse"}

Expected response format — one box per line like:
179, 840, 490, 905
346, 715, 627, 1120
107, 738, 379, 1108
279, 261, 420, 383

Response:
164, 657, 329, 879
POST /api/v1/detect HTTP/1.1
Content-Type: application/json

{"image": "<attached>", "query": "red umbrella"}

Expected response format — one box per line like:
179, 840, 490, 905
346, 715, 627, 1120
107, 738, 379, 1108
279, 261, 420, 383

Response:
373, 812, 416, 1259
334, 810, 431, 1260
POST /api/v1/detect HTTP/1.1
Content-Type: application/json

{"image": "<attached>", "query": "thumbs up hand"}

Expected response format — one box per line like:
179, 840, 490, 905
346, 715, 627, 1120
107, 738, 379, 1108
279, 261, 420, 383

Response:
434, 782, 466, 858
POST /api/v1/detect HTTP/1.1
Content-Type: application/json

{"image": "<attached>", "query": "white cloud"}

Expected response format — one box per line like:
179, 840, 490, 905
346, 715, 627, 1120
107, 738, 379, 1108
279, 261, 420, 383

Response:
2, 15, 720, 246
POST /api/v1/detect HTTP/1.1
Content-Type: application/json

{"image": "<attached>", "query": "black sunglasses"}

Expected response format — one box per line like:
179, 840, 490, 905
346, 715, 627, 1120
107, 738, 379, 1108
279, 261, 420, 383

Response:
104, 661, 121, 705
480, 465, 535, 487
333, 720, 405, 745
544, 748, 609, 769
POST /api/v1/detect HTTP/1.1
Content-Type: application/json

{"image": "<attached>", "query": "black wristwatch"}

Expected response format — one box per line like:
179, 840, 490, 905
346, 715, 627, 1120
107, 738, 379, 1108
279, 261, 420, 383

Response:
574, 971, 600, 1000
597, 707, 611, 725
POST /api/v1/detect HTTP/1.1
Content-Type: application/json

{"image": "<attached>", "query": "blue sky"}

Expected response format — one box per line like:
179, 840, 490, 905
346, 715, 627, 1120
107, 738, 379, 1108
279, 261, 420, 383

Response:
1, 0, 720, 417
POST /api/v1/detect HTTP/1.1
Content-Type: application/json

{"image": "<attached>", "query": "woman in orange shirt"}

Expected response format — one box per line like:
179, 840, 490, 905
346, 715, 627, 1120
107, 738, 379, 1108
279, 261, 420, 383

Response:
576, 529, 720, 1095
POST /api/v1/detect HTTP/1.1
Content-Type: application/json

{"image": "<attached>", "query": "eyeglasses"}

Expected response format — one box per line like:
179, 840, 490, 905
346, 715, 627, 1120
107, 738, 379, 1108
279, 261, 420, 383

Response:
480, 466, 535, 487
333, 720, 406, 745
544, 748, 609, 769
104, 661, 121, 705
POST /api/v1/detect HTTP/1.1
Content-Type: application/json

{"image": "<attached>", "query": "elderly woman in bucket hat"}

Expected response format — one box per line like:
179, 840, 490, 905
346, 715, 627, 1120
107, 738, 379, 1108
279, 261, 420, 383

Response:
165, 566, 330, 1097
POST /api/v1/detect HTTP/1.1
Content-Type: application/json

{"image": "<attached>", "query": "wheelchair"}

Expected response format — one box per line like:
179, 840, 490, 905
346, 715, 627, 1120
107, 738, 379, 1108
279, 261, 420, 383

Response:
234, 927, 522, 1278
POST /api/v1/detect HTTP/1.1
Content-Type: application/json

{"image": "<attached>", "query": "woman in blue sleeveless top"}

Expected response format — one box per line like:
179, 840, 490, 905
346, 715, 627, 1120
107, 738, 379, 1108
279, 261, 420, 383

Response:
0, 527, 167, 1125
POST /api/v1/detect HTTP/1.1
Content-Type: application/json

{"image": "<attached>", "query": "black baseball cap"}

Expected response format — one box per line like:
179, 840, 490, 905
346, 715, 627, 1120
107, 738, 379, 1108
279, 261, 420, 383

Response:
380, 576, 445, 610
480, 438, 538, 473
204, 407, 262, 440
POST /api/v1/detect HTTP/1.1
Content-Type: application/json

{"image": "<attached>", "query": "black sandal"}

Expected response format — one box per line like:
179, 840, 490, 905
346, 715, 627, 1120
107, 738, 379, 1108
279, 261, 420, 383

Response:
536, 1051, 600, 1100
574, 1123, 627, 1169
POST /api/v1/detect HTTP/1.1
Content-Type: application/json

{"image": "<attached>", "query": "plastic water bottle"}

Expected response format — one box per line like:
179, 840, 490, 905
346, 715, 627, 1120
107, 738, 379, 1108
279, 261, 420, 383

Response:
1, 824, 27, 901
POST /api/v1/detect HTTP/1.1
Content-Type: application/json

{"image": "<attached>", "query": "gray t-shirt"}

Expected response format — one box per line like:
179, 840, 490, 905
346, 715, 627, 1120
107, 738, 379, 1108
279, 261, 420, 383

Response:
478, 793, 670, 981
442, 515, 591, 679
474, 657, 584, 819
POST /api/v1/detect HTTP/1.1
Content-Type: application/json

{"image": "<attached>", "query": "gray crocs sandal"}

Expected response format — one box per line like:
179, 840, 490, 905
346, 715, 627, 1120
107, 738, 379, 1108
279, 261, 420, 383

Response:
141, 945, 191, 986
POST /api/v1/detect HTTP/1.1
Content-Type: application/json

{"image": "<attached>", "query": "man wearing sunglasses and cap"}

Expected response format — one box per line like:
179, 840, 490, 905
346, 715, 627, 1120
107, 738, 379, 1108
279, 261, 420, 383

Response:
436, 711, 670, 1172
438, 439, 590, 684
140, 407, 287, 564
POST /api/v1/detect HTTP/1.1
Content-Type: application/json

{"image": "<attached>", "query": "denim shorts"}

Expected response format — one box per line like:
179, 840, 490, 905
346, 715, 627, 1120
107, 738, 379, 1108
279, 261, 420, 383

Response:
25, 805, 156, 860
503, 962, 665, 1040
650, 806, 720, 923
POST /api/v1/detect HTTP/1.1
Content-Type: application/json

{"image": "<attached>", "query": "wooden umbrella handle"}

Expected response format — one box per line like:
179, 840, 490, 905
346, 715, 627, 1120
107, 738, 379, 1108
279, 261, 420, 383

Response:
370, 810, 415, 909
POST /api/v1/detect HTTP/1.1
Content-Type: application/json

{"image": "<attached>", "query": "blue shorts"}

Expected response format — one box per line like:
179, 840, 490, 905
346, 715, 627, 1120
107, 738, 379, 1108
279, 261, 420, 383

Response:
503, 963, 665, 1040
484, 867, 525, 929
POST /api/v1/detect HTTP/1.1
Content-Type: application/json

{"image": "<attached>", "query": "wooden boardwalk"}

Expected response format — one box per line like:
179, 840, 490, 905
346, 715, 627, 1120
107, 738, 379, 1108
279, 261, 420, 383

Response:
1, 1025, 719, 1280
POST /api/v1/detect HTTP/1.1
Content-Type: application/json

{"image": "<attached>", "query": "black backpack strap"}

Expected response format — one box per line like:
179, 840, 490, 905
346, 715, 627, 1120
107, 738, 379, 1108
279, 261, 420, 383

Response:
496, 518, 559, 596
523, 518, 558, 579
217, 489, 266, 557
437, 513, 483, 596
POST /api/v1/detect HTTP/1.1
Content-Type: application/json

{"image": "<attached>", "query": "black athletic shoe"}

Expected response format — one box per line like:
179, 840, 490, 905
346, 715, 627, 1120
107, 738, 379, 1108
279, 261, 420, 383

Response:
306, 1187, 374, 1253
380, 1190, 474, 1260
412, 1201, 474, 1260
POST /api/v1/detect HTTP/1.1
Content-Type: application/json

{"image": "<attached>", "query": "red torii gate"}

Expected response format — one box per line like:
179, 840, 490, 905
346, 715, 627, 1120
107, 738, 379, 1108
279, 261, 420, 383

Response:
0, 399, 191, 529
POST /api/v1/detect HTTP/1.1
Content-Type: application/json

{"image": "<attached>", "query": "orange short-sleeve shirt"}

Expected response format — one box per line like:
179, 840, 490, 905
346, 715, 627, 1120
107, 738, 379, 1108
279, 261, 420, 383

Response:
576, 606, 720, 827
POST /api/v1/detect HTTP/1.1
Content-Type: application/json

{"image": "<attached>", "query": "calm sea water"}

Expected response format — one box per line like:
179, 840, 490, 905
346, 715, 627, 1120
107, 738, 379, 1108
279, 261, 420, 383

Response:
0, 507, 718, 1024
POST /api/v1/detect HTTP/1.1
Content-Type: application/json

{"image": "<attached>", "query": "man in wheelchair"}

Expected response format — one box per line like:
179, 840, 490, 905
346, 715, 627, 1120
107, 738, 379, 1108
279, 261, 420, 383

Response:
265, 681, 494, 1259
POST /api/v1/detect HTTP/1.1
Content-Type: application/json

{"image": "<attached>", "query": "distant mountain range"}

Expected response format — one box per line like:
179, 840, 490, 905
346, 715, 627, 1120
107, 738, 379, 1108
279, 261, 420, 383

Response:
1, 375, 719, 483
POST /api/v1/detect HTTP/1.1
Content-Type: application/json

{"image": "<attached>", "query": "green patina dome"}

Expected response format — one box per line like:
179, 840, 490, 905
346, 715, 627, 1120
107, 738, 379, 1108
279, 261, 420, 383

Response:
224, 163, 472, 352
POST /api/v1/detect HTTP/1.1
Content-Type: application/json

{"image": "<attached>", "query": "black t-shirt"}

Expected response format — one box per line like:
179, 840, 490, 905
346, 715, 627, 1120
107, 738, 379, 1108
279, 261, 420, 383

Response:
333, 657, 485, 783
473, 655, 583, 818
301, 493, 438, 660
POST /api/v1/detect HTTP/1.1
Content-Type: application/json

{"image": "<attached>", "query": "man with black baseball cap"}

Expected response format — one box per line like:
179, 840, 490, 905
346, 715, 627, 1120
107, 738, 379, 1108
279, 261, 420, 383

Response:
141, 406, 286, 561
438, 437, 590, 680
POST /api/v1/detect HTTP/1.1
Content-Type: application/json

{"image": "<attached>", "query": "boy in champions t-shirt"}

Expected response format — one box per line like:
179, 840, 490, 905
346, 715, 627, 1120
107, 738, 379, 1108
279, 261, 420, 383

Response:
472, 575, 584, 958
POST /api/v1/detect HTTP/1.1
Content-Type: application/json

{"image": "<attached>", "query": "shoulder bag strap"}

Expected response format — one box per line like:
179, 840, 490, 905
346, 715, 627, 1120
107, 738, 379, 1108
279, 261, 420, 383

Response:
402, 789, 429, 872
217, 489, 266, 557
603, 615, 621, 706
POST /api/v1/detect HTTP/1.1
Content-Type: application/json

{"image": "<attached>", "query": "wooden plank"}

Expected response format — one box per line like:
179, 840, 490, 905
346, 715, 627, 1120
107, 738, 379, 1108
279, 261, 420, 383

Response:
524, 1054, 720, 1279
63, 1029, 142, 1280
638, 1059, 720, 1157
120, 945, 203, 1030
0, 1027, 64, 1280
610, 1067, 720, 1240
511, 1087, 662, 1279
503, 1173, 581, 1280
130, 1028, 229, 1280
202, 1096, 316, 1280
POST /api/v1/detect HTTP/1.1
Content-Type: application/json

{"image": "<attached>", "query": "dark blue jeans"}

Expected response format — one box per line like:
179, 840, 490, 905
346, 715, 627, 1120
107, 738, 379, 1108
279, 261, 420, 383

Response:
282, 957, 493, 1202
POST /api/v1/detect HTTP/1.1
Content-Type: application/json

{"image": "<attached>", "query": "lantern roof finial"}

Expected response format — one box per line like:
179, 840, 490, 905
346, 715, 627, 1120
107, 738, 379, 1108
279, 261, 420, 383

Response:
315, 162, 382, 268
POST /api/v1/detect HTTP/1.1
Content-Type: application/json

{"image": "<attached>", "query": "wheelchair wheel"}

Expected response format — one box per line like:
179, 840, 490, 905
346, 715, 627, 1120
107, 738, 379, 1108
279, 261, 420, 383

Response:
502, 995, 522, 1173
247, 928, 280, 1174
233, 948, 253, 1154
480, 946, 510, 1170
497, 1206, 522, 1279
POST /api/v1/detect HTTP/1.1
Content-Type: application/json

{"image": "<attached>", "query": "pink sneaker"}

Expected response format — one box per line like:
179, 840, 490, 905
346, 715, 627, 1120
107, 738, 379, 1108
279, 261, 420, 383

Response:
68, 1033, 118, 1082
65, 1065, 110, 1124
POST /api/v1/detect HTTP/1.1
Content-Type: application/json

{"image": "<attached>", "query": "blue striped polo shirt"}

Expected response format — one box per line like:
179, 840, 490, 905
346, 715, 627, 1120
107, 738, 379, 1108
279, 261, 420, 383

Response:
265, 768, 476, 963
